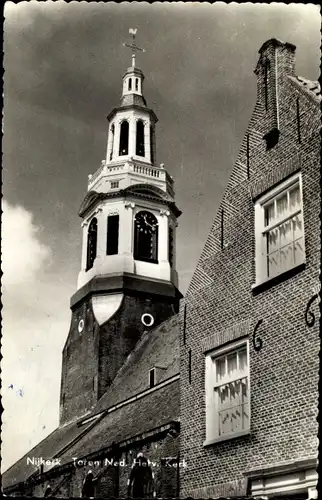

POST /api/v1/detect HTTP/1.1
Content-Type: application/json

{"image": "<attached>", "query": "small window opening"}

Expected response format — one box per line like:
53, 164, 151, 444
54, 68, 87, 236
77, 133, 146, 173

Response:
110, 181, 119, 189
135, 78, 139, 91
263, 127, 280, 151
128, 78, 132, 91
149, 368, 155, 388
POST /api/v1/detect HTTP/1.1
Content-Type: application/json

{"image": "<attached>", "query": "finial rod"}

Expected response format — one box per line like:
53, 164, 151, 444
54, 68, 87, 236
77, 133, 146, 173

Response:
123, 28, 145, 68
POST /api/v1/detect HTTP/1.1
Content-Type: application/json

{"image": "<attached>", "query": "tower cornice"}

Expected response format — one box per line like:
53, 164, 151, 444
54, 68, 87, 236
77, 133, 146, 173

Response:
78, 186, 181, 219
107, 105, 158, 123
70, 273, 183, 310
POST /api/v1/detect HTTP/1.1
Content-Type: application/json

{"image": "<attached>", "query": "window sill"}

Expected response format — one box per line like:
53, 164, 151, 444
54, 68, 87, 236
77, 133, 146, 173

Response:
252, 262, 305, 294
134, 258, 159, 265
203, 429, 251, 447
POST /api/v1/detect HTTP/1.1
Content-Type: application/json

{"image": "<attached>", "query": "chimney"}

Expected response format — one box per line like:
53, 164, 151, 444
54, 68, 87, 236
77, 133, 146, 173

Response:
254, 39, 296, 148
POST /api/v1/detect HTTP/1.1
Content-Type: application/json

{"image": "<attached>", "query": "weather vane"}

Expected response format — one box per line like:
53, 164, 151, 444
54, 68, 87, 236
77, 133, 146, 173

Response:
123, 28, 145, 68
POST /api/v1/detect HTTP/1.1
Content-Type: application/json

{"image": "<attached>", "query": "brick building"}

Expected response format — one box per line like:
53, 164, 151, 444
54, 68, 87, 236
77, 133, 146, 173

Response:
3, 35, 181, 498
180, 39, 320, 499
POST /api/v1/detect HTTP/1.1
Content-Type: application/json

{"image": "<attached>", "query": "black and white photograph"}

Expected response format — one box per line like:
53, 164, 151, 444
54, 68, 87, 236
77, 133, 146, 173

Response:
1, 1, 321, 498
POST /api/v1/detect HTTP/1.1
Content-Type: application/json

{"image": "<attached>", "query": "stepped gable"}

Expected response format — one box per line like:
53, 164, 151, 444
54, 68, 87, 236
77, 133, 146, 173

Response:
288, 75, 322, 102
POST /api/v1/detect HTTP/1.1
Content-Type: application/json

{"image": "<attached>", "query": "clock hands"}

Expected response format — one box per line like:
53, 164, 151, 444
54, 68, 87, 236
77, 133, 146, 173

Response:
143, 214, 154, 229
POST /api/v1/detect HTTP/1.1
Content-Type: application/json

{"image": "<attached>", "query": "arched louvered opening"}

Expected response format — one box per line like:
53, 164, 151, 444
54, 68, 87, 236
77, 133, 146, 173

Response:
110, 124, 115, 161
136, 120, 145, 157
168, 225, 174, 267
150, 126, 155, 164
119, 121, 129, 156
86, 217, 98, 271
128, 78, 132, 91
134, 211, 158, 263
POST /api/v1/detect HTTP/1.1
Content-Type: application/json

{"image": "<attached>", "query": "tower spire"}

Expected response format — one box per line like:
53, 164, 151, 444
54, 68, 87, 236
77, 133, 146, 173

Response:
123, 28, 145, 68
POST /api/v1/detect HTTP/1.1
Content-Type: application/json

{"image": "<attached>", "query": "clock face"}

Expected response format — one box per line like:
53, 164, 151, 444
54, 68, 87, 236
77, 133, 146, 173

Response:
135, 211, 158, 234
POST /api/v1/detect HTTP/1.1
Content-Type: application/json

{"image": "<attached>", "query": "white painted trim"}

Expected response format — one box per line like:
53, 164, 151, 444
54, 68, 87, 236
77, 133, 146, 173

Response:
205, 339, 250, 443
254, 172, 305, 286
251, 467, 318, 498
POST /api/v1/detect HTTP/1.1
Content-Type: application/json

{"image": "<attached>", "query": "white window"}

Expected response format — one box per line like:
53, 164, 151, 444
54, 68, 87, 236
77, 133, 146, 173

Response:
254, 172, 305, 285
205, 339, 250, 444
110, 181, 119, 189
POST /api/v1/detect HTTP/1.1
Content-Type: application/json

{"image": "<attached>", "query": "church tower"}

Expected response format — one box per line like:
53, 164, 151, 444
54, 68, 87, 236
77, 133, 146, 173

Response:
60, 31, 182, 425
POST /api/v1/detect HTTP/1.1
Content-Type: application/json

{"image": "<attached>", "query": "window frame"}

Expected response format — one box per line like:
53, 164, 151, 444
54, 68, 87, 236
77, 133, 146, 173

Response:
110, 180, 119, 189
204, 338, 250, 446
254, 172, 305, 287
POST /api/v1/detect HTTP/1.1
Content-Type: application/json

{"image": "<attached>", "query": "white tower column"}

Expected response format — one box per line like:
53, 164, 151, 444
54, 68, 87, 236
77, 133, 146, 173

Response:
96, 208, 105, 265
106, 124, 115, 161
114, 120, 121, 159
144, 121, 151, 163
157, 209, 171, 280
158, 210, 170, 262
80, 221, 89, 271
129, 118, 136, 157
121, 202, 135, 272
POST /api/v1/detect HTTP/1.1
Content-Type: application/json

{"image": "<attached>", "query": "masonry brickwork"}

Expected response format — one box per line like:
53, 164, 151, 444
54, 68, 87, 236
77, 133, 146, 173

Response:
180, 39, 320, 497
60, 292, 178, 424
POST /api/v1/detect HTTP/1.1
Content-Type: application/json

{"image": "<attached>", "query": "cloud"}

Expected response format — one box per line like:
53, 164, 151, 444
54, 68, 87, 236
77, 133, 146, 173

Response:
2, 200, 51, 286
1, 201, 71, 472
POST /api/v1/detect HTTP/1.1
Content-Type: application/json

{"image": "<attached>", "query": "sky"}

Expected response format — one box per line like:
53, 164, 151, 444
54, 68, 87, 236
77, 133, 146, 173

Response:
1, 1, 320, 473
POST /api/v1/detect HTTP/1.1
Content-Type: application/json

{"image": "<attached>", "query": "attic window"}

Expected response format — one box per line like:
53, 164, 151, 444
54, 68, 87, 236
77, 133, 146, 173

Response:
149, 368, 155, 388
263, 128, 280, 150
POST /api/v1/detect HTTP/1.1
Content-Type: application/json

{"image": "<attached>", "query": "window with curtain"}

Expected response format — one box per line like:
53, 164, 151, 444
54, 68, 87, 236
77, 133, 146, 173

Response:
86, 217, 98, 271
205, 340, 250, 442
254, 173, 305, 284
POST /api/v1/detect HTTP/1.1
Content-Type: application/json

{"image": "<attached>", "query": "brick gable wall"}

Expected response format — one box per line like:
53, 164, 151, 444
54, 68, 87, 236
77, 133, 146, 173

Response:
180, 40, 320, 496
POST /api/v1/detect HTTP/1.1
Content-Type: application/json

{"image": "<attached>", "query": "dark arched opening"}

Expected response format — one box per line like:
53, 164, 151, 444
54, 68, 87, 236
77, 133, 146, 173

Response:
136, 120, 145, 157
82, 470, 97, 498
86, 218, 98, 271
127, 454, 154, 498
119, 121, 129, 156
